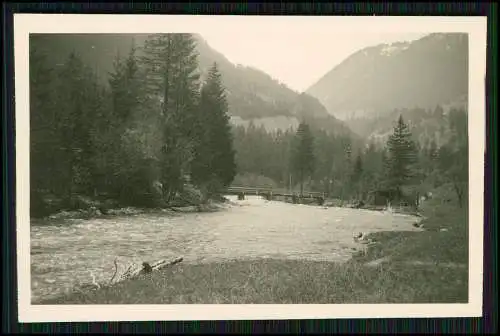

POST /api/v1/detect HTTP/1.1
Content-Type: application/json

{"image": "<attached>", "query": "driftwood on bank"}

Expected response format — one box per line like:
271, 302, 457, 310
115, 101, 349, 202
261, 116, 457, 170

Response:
76, 257, 184, 293
114, 257, 184, 284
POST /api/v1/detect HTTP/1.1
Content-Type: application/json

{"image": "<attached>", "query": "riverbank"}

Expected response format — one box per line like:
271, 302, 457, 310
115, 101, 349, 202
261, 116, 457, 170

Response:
36, 188, 413, 222
36, 184, 467, 304
33, 198, 233, 223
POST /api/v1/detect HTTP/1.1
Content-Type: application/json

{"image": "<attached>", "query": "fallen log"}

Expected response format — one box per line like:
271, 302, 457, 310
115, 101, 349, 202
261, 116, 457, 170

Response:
150, 257, 183, 271
73, 257, 184, 295
114, 257, 184, 284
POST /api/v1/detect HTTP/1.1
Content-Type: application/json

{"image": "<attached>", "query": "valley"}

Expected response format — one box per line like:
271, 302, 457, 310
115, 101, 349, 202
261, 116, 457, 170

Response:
30, 32, 468, 211
27, 29, 471, 307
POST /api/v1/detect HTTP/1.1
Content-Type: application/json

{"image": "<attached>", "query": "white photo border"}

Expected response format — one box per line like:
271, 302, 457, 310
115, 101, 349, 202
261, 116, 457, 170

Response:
15, 14, 487, 322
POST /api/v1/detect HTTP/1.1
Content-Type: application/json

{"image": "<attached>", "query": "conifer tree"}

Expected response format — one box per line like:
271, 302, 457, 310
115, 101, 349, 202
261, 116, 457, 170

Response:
384, 115, 418, 197
290, 121, 315, 197
191, 62, 236, 197
109, 44, 142, 123
140, 33, 201, 202
102, 45, 148, 201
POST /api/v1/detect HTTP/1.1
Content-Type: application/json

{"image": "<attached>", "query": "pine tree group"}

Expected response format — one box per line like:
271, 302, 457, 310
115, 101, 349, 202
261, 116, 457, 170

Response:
29, 33, 237, 216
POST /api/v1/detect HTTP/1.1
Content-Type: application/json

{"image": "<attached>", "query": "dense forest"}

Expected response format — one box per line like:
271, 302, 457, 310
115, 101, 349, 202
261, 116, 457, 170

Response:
231, 106, 468, 207
30, 33, 468, 218
30, 34, 236, 217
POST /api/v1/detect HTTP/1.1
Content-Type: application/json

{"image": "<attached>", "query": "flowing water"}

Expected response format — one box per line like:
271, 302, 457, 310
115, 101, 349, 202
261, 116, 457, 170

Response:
30, 196, 421, 303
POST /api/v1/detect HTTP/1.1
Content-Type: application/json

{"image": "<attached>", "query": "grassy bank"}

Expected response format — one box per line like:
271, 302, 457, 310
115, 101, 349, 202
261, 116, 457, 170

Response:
37, 184, 468, 304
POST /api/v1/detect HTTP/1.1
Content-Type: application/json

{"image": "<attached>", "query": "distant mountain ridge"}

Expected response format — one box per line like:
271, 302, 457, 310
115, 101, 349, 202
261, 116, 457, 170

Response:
306, 33, 468, 121
30, 33, 354, 137
195, 35, 354, 136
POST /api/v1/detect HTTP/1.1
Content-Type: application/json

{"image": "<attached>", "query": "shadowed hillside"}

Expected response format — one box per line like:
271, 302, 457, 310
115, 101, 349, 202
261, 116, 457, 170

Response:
30, 33, 354, 137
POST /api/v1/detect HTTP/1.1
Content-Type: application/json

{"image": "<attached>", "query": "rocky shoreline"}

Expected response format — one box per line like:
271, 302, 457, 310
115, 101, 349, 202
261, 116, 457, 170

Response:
35, 199, 235, 222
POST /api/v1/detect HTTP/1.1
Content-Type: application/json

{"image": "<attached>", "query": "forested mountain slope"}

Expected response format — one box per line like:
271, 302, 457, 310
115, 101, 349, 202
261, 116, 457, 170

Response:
30, 34, 354, 137
306, 33, 468, 121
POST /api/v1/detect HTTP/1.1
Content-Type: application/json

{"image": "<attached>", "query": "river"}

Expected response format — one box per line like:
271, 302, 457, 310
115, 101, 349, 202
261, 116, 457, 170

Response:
31, 196, 421, 303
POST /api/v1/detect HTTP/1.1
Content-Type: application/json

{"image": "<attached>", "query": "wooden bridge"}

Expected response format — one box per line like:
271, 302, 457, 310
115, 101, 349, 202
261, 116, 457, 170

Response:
224, 186, 325, 205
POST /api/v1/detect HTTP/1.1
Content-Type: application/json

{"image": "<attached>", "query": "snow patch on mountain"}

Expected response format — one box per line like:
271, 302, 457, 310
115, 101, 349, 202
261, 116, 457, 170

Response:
379, 42, 410, 56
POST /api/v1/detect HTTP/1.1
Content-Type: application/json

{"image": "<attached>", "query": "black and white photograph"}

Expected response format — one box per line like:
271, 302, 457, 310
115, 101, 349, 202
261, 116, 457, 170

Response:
16, 14, 486, 322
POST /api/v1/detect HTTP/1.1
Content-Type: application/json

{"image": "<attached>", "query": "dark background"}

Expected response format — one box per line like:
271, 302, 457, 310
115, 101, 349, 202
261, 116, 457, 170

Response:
2, 2, 497, 334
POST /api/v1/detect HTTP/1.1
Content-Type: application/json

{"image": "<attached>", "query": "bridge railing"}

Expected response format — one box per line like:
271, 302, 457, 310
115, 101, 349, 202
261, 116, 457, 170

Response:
225, 186, 325, 198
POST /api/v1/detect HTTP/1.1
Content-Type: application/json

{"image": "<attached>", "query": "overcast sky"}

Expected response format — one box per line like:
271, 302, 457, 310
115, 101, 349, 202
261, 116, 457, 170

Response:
201, 32, 427, 92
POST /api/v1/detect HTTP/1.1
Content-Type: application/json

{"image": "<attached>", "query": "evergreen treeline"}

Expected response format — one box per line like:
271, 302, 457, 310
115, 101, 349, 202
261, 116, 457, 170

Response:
231, 122, 359, 197
232, 108, 468, 208
30, 33, 468, 217
347, 104, 465, 149
30, 34, 236, 217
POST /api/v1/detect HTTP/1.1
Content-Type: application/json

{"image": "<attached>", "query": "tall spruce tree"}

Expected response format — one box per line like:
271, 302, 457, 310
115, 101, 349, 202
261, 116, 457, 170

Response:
140, 33, 201, 202
384, 115, 418, 197
102, 45, 150, 202
109, 44, 142, 123
191, 62, 236, 197
290, 121, 315, 197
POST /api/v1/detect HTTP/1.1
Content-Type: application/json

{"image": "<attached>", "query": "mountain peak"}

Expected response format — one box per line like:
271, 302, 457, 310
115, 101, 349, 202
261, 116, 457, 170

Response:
306, 32, 468, 121
378, 42, 410, 56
